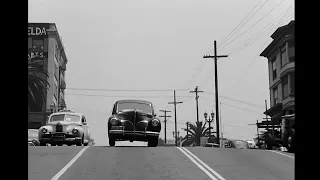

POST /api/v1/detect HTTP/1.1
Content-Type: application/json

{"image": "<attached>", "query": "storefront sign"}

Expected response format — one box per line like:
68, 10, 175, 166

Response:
28, 23, 50, 36
28, 51, 47, 59
28, 27, 47, 36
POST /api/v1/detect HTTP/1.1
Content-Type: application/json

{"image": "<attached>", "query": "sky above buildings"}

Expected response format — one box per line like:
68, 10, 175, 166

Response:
28, 0, 294, 146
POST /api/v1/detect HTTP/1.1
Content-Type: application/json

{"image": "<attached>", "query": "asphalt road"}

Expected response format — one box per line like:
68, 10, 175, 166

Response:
28, 146, 294, 180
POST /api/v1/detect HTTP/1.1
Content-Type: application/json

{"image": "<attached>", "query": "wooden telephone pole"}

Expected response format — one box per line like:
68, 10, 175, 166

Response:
203, 40, 228, 145
190, 86, 203, 146
168, 90, 183, 146
159, 110, 171, 145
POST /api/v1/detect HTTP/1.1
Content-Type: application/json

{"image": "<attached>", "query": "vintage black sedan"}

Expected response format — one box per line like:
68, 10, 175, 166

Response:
108, 100, 161, 147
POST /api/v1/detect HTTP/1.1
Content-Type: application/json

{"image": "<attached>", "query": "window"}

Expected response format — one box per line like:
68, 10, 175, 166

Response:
273, 88, 278, 105
282, 75, 289, 98
280, 44, 287, 67
288, 39, 295, 62
290, 73, 295, 94
32, 39, 44, 51
272, 58, 277, 80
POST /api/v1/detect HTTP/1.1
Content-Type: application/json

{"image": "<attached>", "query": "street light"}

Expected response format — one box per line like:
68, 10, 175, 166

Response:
204, 111, 214, 142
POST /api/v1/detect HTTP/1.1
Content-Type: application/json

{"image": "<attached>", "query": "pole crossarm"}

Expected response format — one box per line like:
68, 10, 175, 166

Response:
203, 55, 228, 59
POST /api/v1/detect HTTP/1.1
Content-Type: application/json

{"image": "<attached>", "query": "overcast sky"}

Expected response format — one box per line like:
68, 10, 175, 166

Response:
29, 0, 294, 146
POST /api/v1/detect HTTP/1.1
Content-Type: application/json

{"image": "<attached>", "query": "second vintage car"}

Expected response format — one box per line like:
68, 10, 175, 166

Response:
108, 100, 161, 147
38, 109, 90, 146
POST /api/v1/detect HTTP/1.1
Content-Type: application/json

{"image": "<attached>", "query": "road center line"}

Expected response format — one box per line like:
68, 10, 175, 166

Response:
51, 146, 90, 180
269, 150, 294, 159
181, 147, 226, 180
177, 147, 219, 180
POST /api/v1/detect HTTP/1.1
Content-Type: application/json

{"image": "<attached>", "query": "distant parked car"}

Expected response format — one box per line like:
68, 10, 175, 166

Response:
38, 109, 90, 146
244, 139, 257, 148
225, 140, 249, 149
28, 129, 40, 146
108, 100, 161, 147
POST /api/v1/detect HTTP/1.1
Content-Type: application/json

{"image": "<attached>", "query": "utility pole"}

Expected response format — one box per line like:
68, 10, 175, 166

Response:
159, 110, 171, 145
249, 120, 260, 148
203, 40, 228, 145
186, 122, 189, 140
190, 86, 203, 146
168, 90, 183, 146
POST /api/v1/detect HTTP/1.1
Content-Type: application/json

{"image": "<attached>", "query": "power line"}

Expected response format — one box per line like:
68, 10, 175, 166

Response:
220, 102, 263, 115
219, 0, 270, 47
65, 93, 193, 99
183, 48, 214, 90
227, 38, 272, 92
186, 59, 208, 90
228, 7, 293, 55
202, 92, 265, 109
218, 0, 286, 50
66, 88, 188, 92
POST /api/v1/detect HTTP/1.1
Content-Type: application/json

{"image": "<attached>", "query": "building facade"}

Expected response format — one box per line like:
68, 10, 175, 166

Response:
28, 23, 68, 129
260, 20, 295, 128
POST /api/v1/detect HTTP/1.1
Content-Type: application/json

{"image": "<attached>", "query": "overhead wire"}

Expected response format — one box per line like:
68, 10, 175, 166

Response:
218, 0, 287, 51
66, 88, 189, 92
226, 38, 272, 92
228, 6, 294, 55
219, 0, 270, 48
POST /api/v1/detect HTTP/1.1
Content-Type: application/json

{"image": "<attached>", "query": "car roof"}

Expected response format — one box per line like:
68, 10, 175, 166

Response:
49, 111, 83, 117
115, 99, 153, 105
28, 129, 39, 132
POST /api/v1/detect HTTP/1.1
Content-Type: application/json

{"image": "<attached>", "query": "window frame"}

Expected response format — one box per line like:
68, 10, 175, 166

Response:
280, 44, 287, 67
272, 57, 277, 80
282, 75, 289, 99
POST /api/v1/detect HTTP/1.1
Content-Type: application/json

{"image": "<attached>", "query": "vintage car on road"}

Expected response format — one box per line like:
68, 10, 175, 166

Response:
225, 140, 249, 149
38, 110, 90, 146
108, 100, 161, 147
28, 129, 40, 146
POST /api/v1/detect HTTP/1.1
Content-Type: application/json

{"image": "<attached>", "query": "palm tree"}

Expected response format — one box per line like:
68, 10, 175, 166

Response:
181, 121, 216, 147
28, 56, 50, 111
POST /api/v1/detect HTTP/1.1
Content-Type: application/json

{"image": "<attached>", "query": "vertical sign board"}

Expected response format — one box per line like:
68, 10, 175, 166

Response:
28, 23, 49, 60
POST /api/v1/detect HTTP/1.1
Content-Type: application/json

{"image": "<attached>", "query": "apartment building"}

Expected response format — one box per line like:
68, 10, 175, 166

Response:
260, 20, 295, 127
28, 23, 68, 129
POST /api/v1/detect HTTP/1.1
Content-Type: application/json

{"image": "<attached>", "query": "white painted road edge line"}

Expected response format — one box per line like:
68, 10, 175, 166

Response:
51, 146, 90, 180
269, 150, 294, 159
181, 147, 227, 180
177, 147, 219, 180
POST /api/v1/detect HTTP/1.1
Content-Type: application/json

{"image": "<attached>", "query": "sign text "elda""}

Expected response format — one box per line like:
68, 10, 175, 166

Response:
28, 27, 47, 36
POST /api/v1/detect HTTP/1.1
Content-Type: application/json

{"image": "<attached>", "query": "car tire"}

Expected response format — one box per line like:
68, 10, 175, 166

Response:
148, 137, 158, 147
109, 137, 116, 146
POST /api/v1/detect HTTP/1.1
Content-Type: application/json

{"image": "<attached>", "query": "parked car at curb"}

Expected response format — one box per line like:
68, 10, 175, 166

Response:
225, 139, 249, 149
108, 100, 161, 147
28, 129, 40, 146
38, 109, 90, 146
